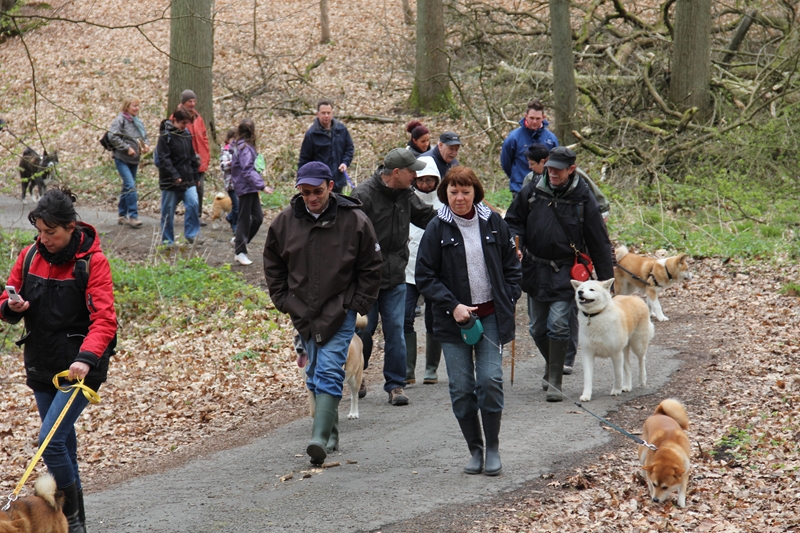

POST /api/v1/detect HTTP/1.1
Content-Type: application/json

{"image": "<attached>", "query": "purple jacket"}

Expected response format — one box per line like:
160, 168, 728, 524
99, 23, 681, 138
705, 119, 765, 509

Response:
231, 140, 265, 196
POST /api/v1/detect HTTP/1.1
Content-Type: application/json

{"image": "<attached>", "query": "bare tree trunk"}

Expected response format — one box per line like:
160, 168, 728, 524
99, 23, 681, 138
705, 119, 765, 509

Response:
320, 0, 331, 44
0, 0, 17, 13
409, 0, 453, 112
548, 0, 577, 143
401, 0, 414, 25
669, 0, 711, 117
168, 0, 215, 139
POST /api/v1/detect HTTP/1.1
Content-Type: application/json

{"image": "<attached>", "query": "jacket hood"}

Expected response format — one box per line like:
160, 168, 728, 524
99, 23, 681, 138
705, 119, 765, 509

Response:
437, 202, 492, 224
290, 191, 363, 220
161, 119, 185, 135
413, 156, 441, 190
75, 221, 102, 258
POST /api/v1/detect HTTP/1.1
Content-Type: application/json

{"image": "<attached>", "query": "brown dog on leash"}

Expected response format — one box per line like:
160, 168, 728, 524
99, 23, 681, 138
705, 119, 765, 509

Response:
639, 399, 691, 508
614, 246, 692, 322
0, 474, 68, 533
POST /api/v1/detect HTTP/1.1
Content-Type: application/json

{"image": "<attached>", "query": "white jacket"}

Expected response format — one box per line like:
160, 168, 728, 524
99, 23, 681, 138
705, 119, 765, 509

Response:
405, 156, 443, 284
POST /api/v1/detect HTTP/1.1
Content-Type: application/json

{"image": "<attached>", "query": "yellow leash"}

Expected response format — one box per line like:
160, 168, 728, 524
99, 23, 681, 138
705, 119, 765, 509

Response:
1, 370, 100, 512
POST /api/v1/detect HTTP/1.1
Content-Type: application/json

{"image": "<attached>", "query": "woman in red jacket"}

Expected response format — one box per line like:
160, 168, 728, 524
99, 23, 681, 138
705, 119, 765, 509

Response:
0, 188, 117, 533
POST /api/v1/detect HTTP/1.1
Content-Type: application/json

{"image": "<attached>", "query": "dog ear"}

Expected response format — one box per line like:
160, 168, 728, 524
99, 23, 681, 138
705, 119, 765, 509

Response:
641, 464, 654, 473
570, 279, 582, 290
677, 254, 689, 264
601, 278, 615, 291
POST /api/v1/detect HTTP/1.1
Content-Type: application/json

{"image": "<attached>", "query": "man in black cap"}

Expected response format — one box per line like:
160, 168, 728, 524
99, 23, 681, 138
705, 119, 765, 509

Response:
264, 161, 382, 465
420, 131, 461, 179
350, 148, 436, 406
504, 146, 614, 402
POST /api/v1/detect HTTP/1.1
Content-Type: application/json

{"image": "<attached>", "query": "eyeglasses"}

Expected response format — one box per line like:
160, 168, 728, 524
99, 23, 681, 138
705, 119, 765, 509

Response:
299, 188, 327, 197
415, 177, 437, 185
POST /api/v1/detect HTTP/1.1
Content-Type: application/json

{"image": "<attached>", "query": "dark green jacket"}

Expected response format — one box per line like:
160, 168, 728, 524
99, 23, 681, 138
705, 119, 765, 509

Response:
350, 167, 436, 289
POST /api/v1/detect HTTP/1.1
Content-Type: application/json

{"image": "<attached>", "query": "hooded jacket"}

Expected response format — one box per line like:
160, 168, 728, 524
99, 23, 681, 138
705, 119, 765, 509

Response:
298, 118, 355, 189
405, 156, 443, 284
350, 167, 436, 289
108, 112, 148, 166
504, 173, 614, 301
500, 118, 559, 193
157, 119, 199, 192
230, 140, 265, 196
172, 106, 210, 173
264, 193, 382, 345
0, 222, 117, 391
415, 204, 522, 345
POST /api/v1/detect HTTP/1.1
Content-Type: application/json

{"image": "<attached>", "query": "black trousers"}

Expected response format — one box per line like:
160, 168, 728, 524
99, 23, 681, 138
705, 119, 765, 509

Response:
234, 192, 263, 256
196, 172, 205, 217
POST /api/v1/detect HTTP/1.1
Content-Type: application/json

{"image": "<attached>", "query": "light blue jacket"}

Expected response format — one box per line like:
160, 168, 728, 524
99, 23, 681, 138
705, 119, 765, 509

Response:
500, 118, 559, 193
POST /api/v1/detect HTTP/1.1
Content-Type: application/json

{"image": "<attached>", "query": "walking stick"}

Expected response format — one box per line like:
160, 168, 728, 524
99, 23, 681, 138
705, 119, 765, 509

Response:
511, 236, 520, 386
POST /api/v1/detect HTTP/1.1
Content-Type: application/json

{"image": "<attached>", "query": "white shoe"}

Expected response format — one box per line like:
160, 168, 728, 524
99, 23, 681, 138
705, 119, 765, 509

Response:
230, 237, 236, 247
235, 253, 253, 266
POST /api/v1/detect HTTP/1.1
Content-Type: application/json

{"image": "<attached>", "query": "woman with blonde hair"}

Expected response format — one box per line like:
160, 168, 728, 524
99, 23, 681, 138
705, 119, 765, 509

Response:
107, 96, 149, 227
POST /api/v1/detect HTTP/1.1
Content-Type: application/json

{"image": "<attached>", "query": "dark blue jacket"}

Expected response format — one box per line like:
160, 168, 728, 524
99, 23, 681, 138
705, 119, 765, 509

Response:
504, 174, 613, 301
157, 119, 198, 192
420, 145, 459, 180
415, 204, 522, 345
500, 118, 559, 193
298, 118, 355, 189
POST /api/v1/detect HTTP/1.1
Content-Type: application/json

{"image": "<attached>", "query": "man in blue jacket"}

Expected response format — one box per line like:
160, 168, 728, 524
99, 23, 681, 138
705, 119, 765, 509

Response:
500, 99, 559, 197
298, 99, 355, 193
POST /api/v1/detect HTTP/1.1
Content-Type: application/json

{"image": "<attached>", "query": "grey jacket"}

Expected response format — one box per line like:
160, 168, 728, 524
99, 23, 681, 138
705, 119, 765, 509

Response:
522, 167, 610, 219
108, 112, 148, 165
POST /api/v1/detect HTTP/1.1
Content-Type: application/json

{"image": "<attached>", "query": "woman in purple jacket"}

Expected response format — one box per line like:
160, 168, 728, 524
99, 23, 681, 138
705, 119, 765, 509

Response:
231, 119, 271, 265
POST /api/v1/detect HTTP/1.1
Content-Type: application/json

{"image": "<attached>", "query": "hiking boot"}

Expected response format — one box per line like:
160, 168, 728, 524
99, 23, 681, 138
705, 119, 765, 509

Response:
546, 339, 569, 402
358, 379, 367, 399
235, 253, 253, 265
199, 219, 208, 227
117, 216, 126, 225
186, 236, 205, 245
126, 217, 143, 228
563, 365, 574, 375
388, 387, 409, 406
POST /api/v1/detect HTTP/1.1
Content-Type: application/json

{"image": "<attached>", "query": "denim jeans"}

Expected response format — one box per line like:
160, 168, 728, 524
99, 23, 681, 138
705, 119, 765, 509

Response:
115, 159, 139, 219
403, 283, 433, 334
301, 309, 355, 398
527, 295, 572, 343
360, 283, 407, 392
440, 313, 504, 419
226, 189, 239, 232
160, 186, 199, 244
33, 389, 92, 489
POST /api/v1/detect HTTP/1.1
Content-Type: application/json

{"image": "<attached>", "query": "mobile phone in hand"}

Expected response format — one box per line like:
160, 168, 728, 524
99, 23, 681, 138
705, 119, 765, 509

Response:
5, 286, 21, 303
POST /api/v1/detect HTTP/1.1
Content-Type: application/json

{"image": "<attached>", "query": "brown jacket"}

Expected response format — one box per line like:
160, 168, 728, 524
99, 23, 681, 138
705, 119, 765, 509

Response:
263, 193, 382, 345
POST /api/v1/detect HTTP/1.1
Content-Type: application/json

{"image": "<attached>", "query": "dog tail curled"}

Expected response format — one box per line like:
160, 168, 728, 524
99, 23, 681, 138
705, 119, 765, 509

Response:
355, 313, 368, 330
654, 399, 689, 430
615, 245, 629, 263
33, 473, 62, 511
215, 191, 227, 200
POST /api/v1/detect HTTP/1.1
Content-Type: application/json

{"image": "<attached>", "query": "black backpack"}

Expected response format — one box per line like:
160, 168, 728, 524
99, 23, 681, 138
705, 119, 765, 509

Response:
99, 131, 114, 152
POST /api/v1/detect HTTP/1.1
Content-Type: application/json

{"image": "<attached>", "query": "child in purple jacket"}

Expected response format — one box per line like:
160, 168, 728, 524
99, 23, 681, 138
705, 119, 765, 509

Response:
231, 119, 272, 265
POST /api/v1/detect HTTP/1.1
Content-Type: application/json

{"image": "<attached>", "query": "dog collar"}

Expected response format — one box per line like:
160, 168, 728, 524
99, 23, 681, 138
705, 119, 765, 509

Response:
582, 310, 603, 325
664, 264, 673, 280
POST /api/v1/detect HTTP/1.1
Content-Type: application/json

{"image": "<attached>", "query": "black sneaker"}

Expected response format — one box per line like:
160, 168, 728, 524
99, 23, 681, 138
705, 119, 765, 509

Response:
388, 387, 409, 406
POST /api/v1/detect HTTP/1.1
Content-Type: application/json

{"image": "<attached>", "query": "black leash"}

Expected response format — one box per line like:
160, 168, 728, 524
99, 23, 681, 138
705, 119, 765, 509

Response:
541, 377, 657, 451
614, 263, 653, 286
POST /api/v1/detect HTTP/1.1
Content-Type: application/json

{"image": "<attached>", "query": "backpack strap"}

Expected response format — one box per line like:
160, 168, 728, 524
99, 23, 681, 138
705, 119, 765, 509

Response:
21, 245, 38, 291
73, 253, 93, 292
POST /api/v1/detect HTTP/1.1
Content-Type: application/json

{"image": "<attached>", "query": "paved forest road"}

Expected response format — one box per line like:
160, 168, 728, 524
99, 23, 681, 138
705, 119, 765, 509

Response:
0, 194, 687, 532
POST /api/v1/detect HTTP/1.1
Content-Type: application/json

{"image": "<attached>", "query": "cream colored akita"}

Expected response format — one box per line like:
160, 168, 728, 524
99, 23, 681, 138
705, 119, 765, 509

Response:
571, 279, 654, 402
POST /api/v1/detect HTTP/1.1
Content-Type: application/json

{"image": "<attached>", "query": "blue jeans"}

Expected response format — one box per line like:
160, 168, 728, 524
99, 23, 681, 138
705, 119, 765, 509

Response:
440, 313, 504, 419
403, 283, 433, 334
302, 310, 355, 398
115, 159, 139, 219
33, 389, 92, 489
528, 295, 572, 343
160, 186, 199, 244
362, 284, 407, 392
226, 190, 239, 232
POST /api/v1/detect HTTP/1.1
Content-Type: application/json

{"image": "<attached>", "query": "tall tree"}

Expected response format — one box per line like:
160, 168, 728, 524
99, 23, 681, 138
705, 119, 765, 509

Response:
669, 0, 711, 117
168, 0, 215, 139
409, 0, 453, 112
320, 0, 331, 44
548, 0, 577, 143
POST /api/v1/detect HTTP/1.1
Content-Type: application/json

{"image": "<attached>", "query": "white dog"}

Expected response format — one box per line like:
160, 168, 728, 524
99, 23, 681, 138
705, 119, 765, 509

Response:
572, 279, 654, 402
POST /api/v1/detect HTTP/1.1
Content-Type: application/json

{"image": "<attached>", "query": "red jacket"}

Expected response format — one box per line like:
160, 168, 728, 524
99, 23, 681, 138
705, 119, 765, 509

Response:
1, 222, 117, 391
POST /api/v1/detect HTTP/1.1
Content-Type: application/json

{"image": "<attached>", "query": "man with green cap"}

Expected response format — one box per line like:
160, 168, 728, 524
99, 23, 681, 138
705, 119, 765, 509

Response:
351, 148, 436, 406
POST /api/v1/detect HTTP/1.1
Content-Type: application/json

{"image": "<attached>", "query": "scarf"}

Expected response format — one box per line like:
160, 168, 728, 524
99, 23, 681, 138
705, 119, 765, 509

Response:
37, 227, 82, 266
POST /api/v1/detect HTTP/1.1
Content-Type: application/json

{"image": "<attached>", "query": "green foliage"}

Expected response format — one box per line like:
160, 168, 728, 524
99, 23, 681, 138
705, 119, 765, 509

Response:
712, 426, 753, 462
484, 188, 513, 211
261, 185, 292, 211
109, 257, 272, 322
0, 229, 36, 350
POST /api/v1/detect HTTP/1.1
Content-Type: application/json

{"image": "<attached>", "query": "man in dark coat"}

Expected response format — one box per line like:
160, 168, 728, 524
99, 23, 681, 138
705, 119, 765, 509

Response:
420, 131, 461, 179
350, 148, 435, 406
504, 147, 614, 402
298, 99, 355, 193
264, 161, 382, 466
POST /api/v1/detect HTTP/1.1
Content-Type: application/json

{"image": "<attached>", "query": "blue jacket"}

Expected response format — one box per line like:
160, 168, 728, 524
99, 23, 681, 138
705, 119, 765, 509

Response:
415, 204, 522, 345
419, 145, 459, 180
298, 118, 355, 189
500, 118, 559, 193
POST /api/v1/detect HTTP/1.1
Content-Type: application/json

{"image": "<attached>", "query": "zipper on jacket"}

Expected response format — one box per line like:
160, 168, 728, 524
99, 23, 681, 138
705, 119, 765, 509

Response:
87, 293, 98, 313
